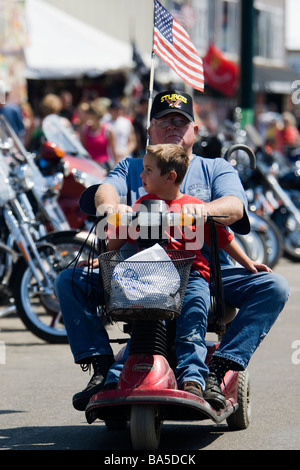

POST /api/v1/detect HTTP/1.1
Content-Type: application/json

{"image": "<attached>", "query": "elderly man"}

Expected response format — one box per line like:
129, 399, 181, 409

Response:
56, 90, 289, 411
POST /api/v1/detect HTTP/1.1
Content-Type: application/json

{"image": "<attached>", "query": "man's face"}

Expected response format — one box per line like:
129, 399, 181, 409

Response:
148, 112, 198, 153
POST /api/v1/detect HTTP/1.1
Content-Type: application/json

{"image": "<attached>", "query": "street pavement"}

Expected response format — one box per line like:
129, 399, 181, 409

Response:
0, 257, 299, 452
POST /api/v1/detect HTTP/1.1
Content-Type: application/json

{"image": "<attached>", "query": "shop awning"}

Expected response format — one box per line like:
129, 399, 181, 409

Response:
24, 0, 140, 79
254, 64, 300, 94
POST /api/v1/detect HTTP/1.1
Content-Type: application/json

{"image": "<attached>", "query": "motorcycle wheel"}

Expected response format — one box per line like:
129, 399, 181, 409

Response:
130, 404, 162, 450
271, 208, 300, 261
12, 231, 99, 343
255, 214, 284, 268
234, 231, 268, 265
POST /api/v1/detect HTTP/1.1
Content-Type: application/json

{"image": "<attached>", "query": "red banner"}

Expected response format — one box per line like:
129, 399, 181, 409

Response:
203, 44, 239, 97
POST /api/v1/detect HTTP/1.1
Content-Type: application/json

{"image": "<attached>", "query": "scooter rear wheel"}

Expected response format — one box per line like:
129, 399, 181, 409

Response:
130, 404, 161, 450
226, 369, 251, 430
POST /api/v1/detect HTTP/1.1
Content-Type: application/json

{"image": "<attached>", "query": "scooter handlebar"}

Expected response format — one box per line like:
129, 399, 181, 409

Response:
106, 211, 197, 227
105, 212, 228, 227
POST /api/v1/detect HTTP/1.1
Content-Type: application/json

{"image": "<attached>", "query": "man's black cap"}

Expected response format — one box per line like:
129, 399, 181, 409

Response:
150, 90, 194, 122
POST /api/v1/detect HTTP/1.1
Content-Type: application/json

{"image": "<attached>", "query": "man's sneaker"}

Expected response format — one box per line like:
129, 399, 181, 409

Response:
181, 381, 203, 398
203, 372, 226, 410
204, 356, 242, 410
72, 355, 114, 411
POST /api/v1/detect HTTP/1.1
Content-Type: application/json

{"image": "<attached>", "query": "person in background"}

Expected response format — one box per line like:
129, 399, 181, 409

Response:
0, 86, 25, 141
103, 99, 137, 164
59, 90, 75, 122
80, 99, 118, 171
27, 93, 63, 152
133, 95, 149, 157
276, 111, 300, 160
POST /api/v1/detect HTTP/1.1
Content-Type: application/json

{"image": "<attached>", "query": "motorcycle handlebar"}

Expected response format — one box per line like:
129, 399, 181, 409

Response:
224, 144, 256, 170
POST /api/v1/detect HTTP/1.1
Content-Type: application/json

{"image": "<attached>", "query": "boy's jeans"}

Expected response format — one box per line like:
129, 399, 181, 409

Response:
55, 265, 289, 389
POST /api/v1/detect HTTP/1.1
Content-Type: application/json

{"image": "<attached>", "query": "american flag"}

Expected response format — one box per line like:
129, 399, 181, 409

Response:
153, 0, 204, 92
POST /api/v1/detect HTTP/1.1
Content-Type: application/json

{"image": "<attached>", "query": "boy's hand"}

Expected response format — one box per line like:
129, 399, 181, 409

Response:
76, 258, 99, 268
248, 263, 272, 273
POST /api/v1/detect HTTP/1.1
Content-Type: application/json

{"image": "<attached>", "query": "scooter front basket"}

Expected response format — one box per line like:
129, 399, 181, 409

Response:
99, 249, 195, 321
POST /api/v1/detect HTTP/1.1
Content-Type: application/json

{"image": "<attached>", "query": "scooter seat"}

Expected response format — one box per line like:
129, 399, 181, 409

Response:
207, 302, 236, 332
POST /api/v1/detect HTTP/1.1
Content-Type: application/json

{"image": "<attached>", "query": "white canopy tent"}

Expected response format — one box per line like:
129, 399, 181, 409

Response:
24, 0, 138, 79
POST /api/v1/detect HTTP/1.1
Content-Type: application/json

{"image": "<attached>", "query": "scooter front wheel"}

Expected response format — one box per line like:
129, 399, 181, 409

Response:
226, 369, 251, 430
130, 404, 162, 450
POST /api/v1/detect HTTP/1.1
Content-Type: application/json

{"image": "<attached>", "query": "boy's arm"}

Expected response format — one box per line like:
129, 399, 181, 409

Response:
223, 238, 272, 273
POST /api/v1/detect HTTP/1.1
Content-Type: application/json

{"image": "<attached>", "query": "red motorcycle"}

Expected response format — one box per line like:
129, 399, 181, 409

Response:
38, 114, 107, 229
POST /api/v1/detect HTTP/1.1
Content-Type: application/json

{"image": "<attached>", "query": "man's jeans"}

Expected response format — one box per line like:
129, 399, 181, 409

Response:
55, 264, 289, 389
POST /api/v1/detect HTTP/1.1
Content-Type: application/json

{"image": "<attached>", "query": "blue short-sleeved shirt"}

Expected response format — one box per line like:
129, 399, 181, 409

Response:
80, 155, 249, 264
81, 155, 249, 230
103, 155, 248, 228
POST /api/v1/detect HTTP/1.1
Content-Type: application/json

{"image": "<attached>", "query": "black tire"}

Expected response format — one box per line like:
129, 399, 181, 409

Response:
12, 231, 98, 343
130, 405, 161, 450
227, 369, 251, 430
256, 214, 284, 268
271, 208, 300, 261
235, 231, 268, 265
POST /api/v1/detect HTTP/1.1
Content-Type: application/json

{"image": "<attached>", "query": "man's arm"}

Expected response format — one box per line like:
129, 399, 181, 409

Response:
182, 195, 244, 227
94, 183, 132, 214
204, 195, 244, 226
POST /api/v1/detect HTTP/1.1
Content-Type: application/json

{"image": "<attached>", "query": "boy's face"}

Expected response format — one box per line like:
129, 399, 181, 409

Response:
140, 153, 168, 194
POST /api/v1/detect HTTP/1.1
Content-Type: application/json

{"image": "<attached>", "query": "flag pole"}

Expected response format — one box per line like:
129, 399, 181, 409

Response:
146, 0, 157, 144
146, 51, 155, 131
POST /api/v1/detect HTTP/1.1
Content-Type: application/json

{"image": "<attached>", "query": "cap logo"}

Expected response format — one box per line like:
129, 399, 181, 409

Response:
161, 93, 187, 109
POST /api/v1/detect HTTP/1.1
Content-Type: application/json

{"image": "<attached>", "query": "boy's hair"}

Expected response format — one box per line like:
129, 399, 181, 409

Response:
146, 144, 189, 184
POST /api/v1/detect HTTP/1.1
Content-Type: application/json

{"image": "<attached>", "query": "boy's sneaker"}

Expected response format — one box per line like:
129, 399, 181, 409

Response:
181, 381, 203, 398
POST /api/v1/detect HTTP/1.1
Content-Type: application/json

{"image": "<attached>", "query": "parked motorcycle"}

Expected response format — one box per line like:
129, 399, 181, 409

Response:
0, 116, 99, 343
39, 114, 107, 229
226, 143, 300, 262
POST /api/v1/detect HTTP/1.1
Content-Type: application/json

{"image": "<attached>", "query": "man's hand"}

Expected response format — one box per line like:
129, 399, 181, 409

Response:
94, 183, 133, 216
181, 203, 208, 223
96, 203, 133, 216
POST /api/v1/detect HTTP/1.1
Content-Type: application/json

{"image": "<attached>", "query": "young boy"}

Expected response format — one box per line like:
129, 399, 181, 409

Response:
104, 143, 271, 405
108, 143, 270, 276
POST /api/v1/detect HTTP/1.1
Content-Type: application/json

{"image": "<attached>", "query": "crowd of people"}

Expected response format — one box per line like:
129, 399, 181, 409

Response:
1, 86, 300, 169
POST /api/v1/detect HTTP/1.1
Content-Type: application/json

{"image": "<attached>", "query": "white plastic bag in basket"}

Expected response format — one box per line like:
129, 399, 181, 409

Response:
110, 244, 181, 309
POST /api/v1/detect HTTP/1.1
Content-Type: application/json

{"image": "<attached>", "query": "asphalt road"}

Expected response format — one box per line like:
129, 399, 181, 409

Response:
0, 257, 299, 453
